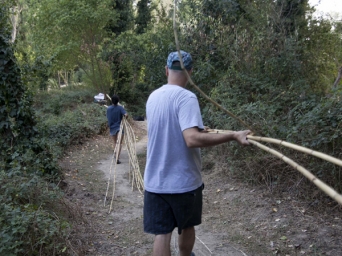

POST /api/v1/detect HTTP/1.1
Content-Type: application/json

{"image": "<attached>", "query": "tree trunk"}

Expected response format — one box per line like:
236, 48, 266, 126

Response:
10, 6, 22, 43
59, 71, 69, 87
332, 66, 342, 90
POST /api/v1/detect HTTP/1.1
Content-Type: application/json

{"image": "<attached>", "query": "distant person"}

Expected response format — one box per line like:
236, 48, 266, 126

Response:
143, 50, 251, 256
106, 95, 127, 164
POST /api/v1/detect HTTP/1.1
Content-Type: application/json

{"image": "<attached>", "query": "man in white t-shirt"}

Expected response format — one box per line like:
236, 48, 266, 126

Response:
144, 50, 251, 256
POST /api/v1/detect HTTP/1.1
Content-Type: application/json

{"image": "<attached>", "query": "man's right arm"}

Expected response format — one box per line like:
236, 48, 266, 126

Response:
182, 127, 250, 148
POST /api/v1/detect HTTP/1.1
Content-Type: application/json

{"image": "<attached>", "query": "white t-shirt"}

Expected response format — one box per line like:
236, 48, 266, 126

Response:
144, 84, 204, 193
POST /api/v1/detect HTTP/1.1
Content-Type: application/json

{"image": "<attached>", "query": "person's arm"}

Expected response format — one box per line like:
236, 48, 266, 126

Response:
121, 106, 128, 118
182, 127, 250, 148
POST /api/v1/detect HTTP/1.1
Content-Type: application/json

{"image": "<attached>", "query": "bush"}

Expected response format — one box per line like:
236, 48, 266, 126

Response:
0, 86, 108, 254
0, 172, 70, 255
33, 87, 97, 114
202, 92, 342, 203
38, 102, 107, 158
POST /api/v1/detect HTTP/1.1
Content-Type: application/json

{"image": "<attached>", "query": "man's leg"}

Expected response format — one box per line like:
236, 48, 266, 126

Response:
112, 134, 118, 152
117, 133, 124, 160
153, 232, 172, 256
178, 226, 195, 256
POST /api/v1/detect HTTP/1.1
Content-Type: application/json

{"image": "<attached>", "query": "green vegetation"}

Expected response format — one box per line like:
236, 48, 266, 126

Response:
1, 0, 342, 254
1, 5, 107, 252
135, 0, 152, 34
35, 89, 107, 158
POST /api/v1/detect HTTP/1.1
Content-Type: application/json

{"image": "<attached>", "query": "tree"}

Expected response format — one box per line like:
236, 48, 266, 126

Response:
0, 2, 57, 174
107, 0, 134, 35
103, 0, 174, 115
8, 0, 24, 43
27, 0, 116, 92
276, 0, 309, 37
135, 0, 152, 34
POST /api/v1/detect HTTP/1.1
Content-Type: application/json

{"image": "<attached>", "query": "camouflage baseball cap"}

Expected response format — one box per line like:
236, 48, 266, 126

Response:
167, 50, 193, 70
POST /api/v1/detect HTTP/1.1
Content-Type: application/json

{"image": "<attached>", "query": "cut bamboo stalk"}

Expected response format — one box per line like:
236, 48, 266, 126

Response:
106, 93, 111, 101
122, 118, 144, 193
109, 122, 124, 213
248, 136, 342, 167
206, 129, 342, 167
249, 139, 342, 205
207, 129, 234, 134
104, 125, 121, 207
104, 148, 116, 207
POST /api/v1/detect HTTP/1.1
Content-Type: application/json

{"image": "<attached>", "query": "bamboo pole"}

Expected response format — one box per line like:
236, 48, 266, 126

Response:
122, 118, 144, 193
124, 119, 137, 191
206, 129, 342, 167
106, 94, 111, 102
248, 136, 342, 167
172, 0, 255, 134
103, 104, 120, 208
207, 129, 234, 134
248, 139, 342, 205
126, 119, 144, 191
104, 148, 116, 207
109, 122, 124, 213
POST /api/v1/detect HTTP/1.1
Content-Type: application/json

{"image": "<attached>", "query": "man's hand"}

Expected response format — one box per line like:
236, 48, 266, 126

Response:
234, 130, 251, 145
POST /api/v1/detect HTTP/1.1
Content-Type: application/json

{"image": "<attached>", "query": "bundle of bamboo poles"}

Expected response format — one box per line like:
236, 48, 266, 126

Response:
122, 117, 144, 194
104, 121, 123, 212
206, 129, 342, 205
103, 97, 144, 213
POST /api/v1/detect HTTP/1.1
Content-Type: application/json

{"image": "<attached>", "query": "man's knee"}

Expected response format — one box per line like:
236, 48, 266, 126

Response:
155, 233, 172, 243
178, 226, 195, 251
180, 226, 195, 236
153, 233, 172, 256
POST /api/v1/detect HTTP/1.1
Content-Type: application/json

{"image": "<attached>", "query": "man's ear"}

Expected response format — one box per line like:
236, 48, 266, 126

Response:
165, 66, 169, 76
187, 68, 193, 75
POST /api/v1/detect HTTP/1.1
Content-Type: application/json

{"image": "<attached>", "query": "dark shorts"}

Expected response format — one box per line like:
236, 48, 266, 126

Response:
144, 184, 204, 235
110, 129, 124, 136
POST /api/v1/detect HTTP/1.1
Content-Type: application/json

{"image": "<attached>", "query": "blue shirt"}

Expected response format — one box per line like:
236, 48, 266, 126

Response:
144, 84, 204, 193
106, 105, 126, 134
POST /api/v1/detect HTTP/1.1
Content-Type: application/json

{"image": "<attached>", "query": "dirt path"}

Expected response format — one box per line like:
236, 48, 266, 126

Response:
62, 120, 342, 256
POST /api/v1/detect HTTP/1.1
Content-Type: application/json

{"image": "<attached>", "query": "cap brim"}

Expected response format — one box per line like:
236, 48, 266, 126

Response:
170, 65, 192, 71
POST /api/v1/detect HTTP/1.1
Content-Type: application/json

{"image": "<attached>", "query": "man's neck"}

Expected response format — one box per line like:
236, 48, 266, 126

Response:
167, 78, 187, 88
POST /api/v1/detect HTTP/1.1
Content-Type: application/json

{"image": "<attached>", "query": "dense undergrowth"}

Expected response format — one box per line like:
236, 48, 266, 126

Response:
1, 85, 107, 255
201, 93, 342, 207
34, 88, 108, 158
